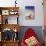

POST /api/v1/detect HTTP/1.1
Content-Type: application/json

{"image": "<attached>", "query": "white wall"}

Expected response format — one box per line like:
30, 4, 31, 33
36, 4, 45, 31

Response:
0, 0, 44, 26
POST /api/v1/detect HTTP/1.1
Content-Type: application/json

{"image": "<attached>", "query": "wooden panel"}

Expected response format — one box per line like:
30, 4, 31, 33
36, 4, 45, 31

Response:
0, 7, 19, 10
0, 41, 19, 46
0, 24, 20, 32
2, 41, 18, 46
42, 0, 46, 46
43, 0, 46, 26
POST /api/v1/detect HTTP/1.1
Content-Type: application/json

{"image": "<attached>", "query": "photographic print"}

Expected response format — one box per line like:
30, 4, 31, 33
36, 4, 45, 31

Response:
25, 6, 35, 20
2, 10, 9, 15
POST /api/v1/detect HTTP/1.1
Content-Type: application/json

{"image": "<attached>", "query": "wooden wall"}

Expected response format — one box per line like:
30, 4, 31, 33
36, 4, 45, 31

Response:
0, 24, 20, 32
43, 0, 46, 46
43, 0, 46, 27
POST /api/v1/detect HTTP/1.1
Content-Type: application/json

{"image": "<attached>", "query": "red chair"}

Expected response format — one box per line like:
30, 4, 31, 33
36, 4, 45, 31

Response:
21, 28, 41, 46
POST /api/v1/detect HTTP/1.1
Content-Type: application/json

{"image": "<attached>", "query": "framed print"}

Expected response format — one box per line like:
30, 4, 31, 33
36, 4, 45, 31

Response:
8, 16, 18, 24
2, 10, 9, 15
9, 10, 18, 15
9, 10, 14, 15
10, 11, 14, 15
2, 28, 13, 41
25, 6, 35, 20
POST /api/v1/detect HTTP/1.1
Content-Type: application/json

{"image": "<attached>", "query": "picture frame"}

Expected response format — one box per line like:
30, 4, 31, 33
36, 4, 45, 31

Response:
1, 28, 18, 41
25, 6, 35, 20
1, 28, 13, 41
8, 16, 18, 24
2, 10, 9, 15
9, 10, 18, 15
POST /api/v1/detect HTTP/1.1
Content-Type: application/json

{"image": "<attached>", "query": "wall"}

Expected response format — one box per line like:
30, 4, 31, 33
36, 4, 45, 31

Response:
0, 0, 44, 26
18, 0, 44, 26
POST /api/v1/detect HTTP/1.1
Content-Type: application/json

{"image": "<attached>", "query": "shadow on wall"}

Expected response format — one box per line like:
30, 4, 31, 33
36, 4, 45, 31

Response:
18, 26, 43, 44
